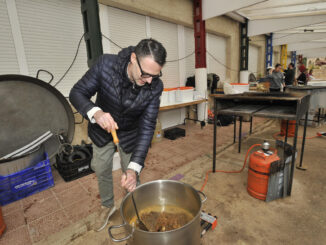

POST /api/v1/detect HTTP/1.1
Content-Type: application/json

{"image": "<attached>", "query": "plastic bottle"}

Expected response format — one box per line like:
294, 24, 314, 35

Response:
152, 119, 162, 143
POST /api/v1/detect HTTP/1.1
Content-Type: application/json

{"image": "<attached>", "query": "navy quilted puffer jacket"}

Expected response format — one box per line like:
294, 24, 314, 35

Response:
69, 46, 163, 167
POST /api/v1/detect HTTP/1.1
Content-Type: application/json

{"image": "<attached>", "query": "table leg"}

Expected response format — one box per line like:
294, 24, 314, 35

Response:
288, 119, 299, 196
233, 116, 237, 144
285, 120, 289, 144
250, 116, 253, 135
297, 112, 308, 170
282, 138, 287, 198
213, 100, 217, 172
238, 116, 242, 153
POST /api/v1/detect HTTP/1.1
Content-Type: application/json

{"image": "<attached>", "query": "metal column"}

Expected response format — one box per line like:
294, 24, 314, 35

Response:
240, 20, 249, 71
265, 34, 273, 69
193, 0, 206, 68
81, 0, 103, 68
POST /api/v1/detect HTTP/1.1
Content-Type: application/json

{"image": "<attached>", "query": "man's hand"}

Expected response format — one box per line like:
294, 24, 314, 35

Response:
121, 169, 137, 192
93, 110, 118, 132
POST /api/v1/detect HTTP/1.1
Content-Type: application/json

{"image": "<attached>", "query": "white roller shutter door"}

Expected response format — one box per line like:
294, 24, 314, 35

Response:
15, 0, 87, 96
150, 18, 181, 129
249, 44, 259, 75
184, 27, 195, 80
206, 33, 227, 81
150, 18, 179, 89
100, 6, 147, 54
0, 0, 20, 74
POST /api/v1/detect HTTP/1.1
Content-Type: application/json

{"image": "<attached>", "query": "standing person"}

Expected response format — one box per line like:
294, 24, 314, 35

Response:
297, 68, 308, 85
270, 63, 284, 92
69, 39, 167, 231
284, 63, 295, 86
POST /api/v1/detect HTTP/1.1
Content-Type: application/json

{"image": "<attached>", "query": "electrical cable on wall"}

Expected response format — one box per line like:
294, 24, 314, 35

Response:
102, 34, 195, 62
102, 34, 123, 49
206, 51, 239, 72
53, 33, 85, 88
249, 33, 294, 43
53, 33, 195, 90
166, 51, 195, 62
53, 32, 260, 89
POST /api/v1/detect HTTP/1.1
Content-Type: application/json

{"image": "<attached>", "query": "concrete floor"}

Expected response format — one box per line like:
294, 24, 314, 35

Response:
2, 119, 325, 244
1, 117, 262, 245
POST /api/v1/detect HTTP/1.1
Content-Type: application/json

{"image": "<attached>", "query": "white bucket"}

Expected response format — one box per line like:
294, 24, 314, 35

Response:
224, 83, 249, 94
168, 89, 176, 104
175, 89, 182, 103
160, 91, 169, 106
230, 83, 249, 94
180, 87, 194, 102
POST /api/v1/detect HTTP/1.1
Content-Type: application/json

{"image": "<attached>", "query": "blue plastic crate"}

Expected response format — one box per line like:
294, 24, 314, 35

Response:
0, 153, 54, 206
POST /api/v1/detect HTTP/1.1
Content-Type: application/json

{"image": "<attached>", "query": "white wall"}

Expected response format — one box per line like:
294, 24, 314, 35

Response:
0, 0, 20, 74
273, 51, 280, 66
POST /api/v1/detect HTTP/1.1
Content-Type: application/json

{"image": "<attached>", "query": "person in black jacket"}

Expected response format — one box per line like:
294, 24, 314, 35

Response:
297, 68, 308, 85
284, 63, 295, 86
69, 39, 166, 231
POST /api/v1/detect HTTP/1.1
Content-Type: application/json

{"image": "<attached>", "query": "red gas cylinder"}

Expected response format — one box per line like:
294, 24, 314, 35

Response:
0, 206, 5, 237
280, 120, 296, 137
247, 142, 280, 200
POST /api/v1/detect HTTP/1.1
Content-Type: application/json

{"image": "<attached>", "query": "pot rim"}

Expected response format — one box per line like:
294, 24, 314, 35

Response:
119, 179, 203, 234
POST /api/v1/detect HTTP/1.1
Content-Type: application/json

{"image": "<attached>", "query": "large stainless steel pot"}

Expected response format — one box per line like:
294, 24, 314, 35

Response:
108, 180, 206, 245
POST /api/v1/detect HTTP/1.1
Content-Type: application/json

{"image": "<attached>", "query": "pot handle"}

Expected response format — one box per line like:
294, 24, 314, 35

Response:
108, 223, 134, 242
198, 190, 207, 203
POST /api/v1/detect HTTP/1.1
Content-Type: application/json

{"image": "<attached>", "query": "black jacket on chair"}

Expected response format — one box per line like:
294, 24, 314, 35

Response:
69, 47, 163, 167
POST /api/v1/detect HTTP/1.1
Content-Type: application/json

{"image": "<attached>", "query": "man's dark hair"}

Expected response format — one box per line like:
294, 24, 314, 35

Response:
135, 39, 167, 66
289, 63, 294, 68
275, 63, 282, 69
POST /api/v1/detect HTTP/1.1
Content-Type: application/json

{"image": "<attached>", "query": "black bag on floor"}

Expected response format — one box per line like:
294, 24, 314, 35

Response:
217, 115, 234, 126
55, 141, 93, 182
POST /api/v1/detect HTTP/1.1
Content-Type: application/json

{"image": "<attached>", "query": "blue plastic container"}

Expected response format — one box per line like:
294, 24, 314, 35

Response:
0, 153, 54, 206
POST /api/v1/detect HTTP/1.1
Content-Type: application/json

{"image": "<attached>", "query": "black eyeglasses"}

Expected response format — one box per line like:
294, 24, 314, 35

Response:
136, 56, 162, 79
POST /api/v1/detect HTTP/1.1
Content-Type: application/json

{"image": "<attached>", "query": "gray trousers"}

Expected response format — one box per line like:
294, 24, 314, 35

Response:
91, 142, 132, 208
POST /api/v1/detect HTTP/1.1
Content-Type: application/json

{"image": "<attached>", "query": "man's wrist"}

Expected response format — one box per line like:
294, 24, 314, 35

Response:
126, 168, 138, 176
127, 161, 142, 174
87, 107, 102, 123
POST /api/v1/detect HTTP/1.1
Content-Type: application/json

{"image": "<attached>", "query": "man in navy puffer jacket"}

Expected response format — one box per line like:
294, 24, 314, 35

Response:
69, 39, 166, 231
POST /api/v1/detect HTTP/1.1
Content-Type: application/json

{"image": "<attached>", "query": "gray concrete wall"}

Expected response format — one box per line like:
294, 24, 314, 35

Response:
205, 16, 240, 82
249, 35, 266, 79
273, 45, 281, 65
